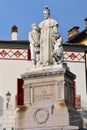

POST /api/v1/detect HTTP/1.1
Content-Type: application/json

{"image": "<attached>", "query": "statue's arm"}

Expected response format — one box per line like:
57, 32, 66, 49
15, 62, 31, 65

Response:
51, 25, 60, 44
29, 32, 35, 45
52, 26, 58, 33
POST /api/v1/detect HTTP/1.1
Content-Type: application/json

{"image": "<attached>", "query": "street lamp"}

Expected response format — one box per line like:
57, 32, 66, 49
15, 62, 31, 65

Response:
6, 91, 11, 108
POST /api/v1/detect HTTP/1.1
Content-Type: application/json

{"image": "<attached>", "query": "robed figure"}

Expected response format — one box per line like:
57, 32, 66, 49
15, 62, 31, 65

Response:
38, 6, 59, 66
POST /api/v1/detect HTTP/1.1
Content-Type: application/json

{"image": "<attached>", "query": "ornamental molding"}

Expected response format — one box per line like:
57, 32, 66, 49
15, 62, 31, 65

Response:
64, 51, 85, 63
21, 68, 65, 79
33, 108, 49, 124
0, 49, 85, 62
0, 48, 29, 60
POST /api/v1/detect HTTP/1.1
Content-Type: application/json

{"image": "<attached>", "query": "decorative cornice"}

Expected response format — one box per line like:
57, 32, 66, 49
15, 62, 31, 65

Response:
0, 48, 30, 60
21, 67, 65, 79
64, 51, 85, 63
21, 66, 75, 80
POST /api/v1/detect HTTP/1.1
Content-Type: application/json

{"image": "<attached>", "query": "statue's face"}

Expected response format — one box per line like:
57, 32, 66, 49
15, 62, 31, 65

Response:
43, 11, 50, 19
33, 25, 38, 30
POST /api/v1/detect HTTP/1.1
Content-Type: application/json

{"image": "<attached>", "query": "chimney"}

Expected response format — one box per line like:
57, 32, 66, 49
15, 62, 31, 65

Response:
68, 26, 79, 40
11, 25, 18, 40
84, 18, 87, 28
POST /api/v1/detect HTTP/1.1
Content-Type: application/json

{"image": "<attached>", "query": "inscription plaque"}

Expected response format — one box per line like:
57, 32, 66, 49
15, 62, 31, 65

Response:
33, 85, 55, 103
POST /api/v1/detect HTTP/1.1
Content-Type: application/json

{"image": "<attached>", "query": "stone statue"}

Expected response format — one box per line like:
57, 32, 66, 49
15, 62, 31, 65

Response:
29, 23, 40, 65
38, 6, 59, 66
29, 6, 64, 67
52, 35, 64, 64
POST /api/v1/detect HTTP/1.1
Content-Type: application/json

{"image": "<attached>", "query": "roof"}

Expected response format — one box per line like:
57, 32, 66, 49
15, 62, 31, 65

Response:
68, 26, 79, 32
0, 40, 30, 49
0, 39, 87, 53
63, 42, 87, 52
66, 28, 87, 43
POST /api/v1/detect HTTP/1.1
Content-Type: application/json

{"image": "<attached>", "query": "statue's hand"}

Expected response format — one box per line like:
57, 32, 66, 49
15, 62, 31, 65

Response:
35, 43, 40, 47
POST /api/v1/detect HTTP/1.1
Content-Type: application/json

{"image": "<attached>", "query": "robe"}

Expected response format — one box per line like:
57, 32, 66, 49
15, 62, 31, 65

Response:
39, 18, 58, 65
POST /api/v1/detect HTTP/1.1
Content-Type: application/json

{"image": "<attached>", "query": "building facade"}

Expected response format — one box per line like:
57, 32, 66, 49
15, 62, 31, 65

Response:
0, 26, 31, 130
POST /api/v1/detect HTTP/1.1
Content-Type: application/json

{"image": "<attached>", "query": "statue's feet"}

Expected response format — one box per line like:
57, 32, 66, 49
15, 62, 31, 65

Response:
36, 61, 43, 67
44, 61, 49, 66
36, 61, 53, 67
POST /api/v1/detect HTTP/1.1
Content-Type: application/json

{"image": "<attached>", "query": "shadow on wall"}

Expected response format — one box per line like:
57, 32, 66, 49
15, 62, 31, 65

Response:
0, 96, 4, 116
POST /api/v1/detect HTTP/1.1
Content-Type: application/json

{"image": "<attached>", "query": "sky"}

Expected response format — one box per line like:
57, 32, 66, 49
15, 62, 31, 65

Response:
0, 0, 87, 42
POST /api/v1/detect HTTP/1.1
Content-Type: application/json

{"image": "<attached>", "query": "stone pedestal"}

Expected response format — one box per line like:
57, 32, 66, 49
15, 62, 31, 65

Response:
15, 65, 83, 130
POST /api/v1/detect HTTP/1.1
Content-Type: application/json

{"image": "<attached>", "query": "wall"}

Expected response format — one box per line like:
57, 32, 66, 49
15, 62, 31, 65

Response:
0, 59, 32, 130
65, 50, 87, 109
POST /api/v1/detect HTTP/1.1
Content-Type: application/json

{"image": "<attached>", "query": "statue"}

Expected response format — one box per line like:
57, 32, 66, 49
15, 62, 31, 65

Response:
52, 35, 64, 64
38, 6, 64, 66
29, 6, 64, 66
29, 23, 40, 65
38, 6, 59, 66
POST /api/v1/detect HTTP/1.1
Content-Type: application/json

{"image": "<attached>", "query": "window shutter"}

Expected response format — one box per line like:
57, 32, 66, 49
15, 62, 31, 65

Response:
16, 78, 24, 106
28, 49, 31, 60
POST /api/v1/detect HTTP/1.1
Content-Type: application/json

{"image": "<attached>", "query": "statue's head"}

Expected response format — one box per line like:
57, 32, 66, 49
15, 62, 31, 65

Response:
32, 23, 40, 32
43, 6, 50, 19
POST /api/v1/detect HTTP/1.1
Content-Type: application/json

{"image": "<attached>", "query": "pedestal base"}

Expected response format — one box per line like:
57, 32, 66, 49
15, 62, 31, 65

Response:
15, 65, 83, 130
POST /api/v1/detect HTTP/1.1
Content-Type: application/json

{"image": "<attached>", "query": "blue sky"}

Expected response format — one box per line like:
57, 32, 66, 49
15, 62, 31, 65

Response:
0, 0, 87, 41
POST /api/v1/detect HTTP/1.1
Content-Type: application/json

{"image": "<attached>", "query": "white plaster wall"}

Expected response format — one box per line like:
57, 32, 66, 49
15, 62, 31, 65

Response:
0, 60, 32, 110
67, 62, 87, 108
0, 59, 33, 130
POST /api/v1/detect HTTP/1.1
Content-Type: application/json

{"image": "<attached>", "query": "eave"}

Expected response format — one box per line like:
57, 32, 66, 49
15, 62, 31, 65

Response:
0, 40, 30, 49
63, 43, 87, 52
